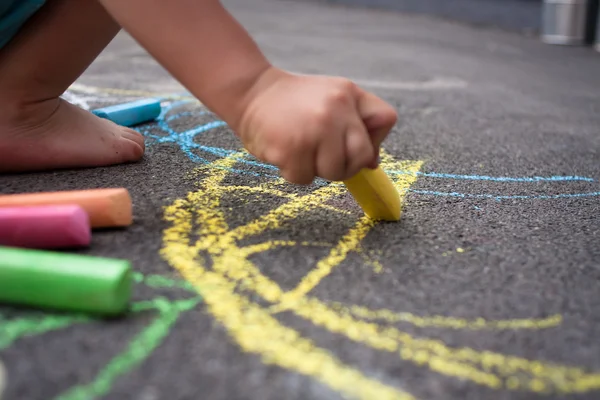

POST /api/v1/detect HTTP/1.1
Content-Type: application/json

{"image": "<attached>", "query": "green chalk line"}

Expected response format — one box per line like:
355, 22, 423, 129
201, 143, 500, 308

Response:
133, 271, 196, 292
54, 297, 199, 400
0, 313, 90, 350
0, 272, 202, 400
0, 273, 197, 350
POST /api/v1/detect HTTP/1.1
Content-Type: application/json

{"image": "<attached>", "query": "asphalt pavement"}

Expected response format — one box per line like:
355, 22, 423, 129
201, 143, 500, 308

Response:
291, 0, 543, 33
1, 0, 600, 399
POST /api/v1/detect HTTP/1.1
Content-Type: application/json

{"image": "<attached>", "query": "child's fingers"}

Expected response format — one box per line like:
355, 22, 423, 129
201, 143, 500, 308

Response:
343, 118, 375, 179
355, 87, 398, 161
316, 127, 346, 182
280, 146, 316, 185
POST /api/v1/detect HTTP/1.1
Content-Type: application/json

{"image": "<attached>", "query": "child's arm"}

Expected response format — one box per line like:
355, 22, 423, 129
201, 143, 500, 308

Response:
98, 0, 270, 129
98, 0, 397, 184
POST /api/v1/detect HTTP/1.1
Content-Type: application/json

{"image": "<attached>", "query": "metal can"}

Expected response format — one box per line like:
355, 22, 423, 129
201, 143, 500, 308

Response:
542, 0, 589, 45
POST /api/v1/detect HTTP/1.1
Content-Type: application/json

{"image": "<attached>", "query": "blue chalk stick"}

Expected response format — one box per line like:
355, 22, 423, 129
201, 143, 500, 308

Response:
92, 98, 162, 127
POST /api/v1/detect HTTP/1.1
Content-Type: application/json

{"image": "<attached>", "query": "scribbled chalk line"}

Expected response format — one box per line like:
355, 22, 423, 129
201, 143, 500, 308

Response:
16, 84, 594, 400
160, 151, 600, 400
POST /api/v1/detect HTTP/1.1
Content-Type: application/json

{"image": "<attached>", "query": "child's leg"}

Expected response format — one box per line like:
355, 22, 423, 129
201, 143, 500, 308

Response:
0, 0, 145, 173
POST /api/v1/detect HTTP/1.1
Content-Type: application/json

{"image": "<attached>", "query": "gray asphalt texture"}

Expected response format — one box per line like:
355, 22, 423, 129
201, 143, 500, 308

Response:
292, 0, 543, 33
1, 0, 600, 399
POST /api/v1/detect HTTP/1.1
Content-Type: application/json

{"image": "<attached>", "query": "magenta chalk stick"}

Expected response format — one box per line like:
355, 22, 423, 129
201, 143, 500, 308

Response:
0, 205, 91, 249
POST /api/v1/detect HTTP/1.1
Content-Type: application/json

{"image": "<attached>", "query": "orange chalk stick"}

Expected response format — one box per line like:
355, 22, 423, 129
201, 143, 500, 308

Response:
0, 188, 132, 228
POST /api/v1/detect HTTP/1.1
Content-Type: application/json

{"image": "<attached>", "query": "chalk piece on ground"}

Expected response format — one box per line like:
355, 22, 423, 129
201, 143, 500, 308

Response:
0, 205, 91, 249
343, 166, 401, 221
0, 246, 132, 316
0, 188, 132, 228
91, 98, 162, 127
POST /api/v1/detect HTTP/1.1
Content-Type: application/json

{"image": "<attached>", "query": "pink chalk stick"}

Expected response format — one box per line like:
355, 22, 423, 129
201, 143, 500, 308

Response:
0, 205, 91, 249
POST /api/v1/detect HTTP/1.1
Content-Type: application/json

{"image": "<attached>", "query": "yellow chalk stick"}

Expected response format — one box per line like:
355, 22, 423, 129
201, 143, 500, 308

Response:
343, 166, 401, 221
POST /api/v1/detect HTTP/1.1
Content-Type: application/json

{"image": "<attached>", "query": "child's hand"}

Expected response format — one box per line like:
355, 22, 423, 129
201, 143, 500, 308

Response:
234, 69, 397, 184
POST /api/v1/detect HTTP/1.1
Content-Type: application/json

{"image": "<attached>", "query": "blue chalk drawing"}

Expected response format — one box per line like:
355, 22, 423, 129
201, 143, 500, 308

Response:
137, 101, 330, 183
145, 120, 228, 163
388, 170, 594, 183
138, 99, 599, 202
410, 189, 600, 201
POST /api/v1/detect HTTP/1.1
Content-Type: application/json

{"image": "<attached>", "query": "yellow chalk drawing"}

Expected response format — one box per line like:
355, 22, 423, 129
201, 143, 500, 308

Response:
327, 302, 563, 330
160, 150, 600, 399
272, 215, 375, 312
237, 240, 383, 274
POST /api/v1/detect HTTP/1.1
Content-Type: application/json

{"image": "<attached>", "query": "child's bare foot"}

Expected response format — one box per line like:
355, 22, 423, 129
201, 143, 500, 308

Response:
0, 0, 142, 173
0, 98, 145, 173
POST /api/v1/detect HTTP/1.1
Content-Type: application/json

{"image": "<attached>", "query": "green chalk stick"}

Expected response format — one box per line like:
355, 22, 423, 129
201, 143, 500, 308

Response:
0, 246, 132, 316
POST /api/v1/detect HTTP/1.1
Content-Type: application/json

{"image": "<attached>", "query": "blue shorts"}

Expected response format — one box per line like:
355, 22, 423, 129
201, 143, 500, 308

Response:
0, 0, 45, 49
